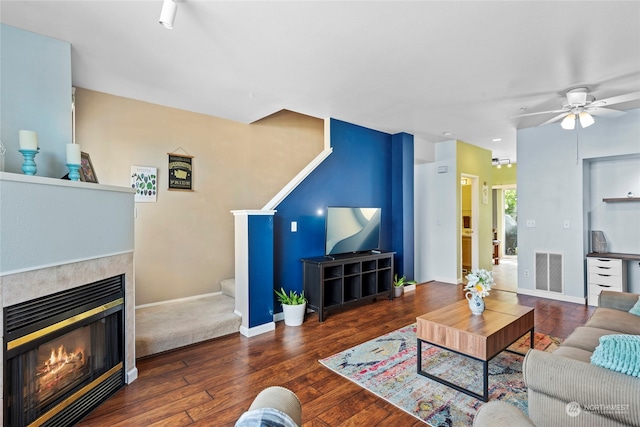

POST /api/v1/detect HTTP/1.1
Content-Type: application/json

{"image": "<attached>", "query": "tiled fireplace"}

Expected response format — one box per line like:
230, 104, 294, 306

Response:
0, 173, 136, 425
1, 254, 135, 426
4, 274, 125, 426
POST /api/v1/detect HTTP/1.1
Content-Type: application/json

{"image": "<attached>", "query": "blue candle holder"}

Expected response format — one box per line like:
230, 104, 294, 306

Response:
66, 163, 81, 181
18, 148, 40, 175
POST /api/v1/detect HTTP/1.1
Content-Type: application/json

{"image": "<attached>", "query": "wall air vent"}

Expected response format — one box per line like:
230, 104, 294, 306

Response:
535, 252, 563, 293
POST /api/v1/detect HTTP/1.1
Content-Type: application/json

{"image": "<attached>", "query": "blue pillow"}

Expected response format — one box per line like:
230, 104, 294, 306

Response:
591, 334, 640, 377
629, 296, 640, 316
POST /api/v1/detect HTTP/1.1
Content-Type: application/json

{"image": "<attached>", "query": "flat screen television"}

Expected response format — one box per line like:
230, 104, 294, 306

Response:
325, 207, 381, 256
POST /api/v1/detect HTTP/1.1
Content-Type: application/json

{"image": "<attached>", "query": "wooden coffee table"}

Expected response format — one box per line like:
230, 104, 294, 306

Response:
416, 298, 534, 401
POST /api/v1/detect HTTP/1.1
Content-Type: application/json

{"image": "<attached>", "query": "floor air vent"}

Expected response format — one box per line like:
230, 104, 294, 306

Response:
535, 252, 563, 293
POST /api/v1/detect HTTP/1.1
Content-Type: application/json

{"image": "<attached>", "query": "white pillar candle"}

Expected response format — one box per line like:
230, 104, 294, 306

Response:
66, 143, 81, 165
19, 130, 38, 150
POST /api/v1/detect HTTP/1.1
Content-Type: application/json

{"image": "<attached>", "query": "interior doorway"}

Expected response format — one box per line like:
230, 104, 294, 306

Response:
461, 174, 479, 278
492, 185, 517, 292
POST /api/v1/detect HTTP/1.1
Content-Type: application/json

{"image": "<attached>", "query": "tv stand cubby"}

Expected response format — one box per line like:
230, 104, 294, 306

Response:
301, 252, 395, 322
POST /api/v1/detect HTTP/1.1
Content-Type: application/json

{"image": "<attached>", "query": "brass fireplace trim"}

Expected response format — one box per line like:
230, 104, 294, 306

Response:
6, 297, 124, 351
28, 362, 124, 427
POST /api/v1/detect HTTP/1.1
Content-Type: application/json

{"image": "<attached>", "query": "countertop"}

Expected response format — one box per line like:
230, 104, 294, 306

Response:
586, 252, 640, 261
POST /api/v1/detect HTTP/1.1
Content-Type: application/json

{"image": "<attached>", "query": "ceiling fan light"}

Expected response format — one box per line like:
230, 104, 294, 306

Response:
159, 0, 177, 29
579, 111, 595, 128
561, 113, 576, 130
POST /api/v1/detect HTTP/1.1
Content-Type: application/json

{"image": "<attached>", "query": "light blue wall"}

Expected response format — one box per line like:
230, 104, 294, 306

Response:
0, 24, 72, 178
0, 176, 134, 274
415, 140, 458, 284
588, 155, 640, 253
517, 109, 640, 297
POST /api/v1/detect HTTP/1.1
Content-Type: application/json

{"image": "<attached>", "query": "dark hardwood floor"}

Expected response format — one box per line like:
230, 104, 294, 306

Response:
78, 282, 595, 427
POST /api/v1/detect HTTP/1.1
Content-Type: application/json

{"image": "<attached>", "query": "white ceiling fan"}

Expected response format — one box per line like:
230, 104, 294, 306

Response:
514, 87, 640, 130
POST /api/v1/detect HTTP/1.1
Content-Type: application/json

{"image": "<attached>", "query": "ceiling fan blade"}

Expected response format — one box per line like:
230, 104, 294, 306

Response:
593, 91, 640, 107
588, 107, 626, 118
538, 112, 568, 127
511, 109, 567, 119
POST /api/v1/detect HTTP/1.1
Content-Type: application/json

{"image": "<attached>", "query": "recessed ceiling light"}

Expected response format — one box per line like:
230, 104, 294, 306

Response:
443, 131, 453, 137
492, 138, 502, 142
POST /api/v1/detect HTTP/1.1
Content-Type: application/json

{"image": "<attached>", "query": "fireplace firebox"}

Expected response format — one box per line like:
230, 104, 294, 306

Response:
4, 275, 125, 427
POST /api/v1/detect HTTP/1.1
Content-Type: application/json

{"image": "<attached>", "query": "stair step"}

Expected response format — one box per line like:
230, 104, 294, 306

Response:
221, 278, 235, 298
135, 294, 240, 358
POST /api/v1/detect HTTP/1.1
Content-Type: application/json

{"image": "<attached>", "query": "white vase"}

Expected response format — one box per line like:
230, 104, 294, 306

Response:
393, 286, 404, 298
282, 303, 306, 326
465, 291, 485, 315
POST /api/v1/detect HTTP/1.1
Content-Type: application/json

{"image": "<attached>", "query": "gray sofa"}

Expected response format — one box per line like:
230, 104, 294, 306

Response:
235, 386, 302, 427
474, 291, 640, 427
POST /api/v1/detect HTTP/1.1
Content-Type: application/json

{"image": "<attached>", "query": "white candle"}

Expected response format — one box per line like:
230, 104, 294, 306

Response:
66, 143, 81, 165
19, 130, 38, 150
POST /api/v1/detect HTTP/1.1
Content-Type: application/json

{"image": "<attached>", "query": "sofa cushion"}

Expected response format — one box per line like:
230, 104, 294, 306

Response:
552, 345, 594, 363
561, 326, 620, 353
586, 307, 640, 335
629, 296, 640, 316
591, 334, 640, 377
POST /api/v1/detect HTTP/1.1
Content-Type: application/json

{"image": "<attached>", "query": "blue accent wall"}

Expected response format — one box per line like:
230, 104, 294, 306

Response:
248, 214, 275, 327
273, 119, 414, 304
391, 132, 415, 279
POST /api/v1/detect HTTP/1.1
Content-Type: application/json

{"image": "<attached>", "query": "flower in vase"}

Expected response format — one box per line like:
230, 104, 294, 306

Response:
464, 269, 493, 298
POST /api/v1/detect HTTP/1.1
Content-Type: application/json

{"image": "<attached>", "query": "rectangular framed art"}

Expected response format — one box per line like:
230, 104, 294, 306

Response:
131, 166, 158, 202
168, 152, 193, 191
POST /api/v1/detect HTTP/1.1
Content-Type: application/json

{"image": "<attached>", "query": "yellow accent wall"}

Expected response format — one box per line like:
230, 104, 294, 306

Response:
75, 88, 324, 305
456, 141, 493, 273
461, 184, 472, 218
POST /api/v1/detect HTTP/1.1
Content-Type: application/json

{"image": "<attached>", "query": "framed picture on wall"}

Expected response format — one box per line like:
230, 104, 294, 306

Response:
168, 152, 193, 191
79, 152, 99, 183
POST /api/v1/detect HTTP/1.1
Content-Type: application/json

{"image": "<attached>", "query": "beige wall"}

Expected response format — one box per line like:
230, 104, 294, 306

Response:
75, 88, 324, 305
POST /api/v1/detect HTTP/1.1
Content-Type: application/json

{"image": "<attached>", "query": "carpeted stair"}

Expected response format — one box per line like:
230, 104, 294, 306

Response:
135, 278, 240, 358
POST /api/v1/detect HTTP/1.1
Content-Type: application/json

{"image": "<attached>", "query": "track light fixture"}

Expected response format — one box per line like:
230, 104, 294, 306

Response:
492, 158, 512, 168
159, 0, 177, 29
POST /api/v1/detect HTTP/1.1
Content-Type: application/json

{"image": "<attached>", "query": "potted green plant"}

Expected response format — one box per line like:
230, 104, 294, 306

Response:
393, 274, 417, 298
275, 287, 308, 326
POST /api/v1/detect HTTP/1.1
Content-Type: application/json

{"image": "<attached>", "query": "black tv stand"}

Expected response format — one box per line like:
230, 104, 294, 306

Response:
301, 251, 395, 322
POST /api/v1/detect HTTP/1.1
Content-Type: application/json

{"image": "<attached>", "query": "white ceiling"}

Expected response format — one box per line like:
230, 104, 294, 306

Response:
2, 1, 639, 162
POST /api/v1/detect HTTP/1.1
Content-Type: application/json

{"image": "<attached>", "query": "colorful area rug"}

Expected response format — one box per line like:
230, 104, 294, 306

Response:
319, 323, 561, 426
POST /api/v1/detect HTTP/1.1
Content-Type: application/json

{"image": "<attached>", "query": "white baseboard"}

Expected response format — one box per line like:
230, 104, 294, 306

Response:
240, 322, 275, 337
435, 277, 460, 285
127, 367, 138, 384
516, 288, 586, 304
136, 291, 223, 309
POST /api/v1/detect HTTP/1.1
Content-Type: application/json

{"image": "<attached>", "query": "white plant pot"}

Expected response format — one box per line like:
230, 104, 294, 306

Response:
282, 303, 306, 326
393, 286, 404, 298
